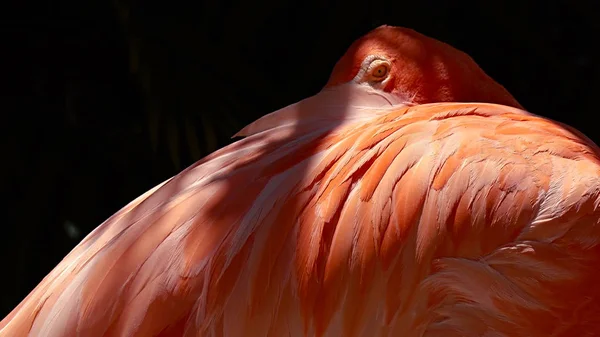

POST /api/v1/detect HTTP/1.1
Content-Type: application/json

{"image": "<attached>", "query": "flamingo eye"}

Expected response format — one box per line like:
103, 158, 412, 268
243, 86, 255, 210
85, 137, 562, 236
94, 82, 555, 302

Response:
370, 64, 389, 79
363, 58, 391, 83
353, 56, 391, 85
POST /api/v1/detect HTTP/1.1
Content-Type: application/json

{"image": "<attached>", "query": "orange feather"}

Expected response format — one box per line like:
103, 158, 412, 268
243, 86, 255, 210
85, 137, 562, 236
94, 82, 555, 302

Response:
2, 25, 600, 337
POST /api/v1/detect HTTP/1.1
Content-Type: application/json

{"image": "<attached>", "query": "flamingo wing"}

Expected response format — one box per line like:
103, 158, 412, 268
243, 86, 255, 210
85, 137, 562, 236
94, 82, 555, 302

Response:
2, 83, 600, 337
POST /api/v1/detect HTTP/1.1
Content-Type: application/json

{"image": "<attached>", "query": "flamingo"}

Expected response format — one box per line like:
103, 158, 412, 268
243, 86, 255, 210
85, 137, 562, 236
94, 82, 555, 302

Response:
2, 25, 600, 337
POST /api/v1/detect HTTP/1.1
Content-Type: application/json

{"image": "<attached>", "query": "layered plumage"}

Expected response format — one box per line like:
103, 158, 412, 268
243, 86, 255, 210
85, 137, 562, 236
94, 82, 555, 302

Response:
2, 26, 600, 337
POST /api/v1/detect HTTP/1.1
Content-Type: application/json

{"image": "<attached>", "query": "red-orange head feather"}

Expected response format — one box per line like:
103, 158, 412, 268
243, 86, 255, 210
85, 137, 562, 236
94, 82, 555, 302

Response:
326, 25, 523, 109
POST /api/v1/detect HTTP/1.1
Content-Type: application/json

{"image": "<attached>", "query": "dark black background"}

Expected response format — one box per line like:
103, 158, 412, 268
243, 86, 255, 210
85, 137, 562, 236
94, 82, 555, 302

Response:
2, 0, 599, 317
